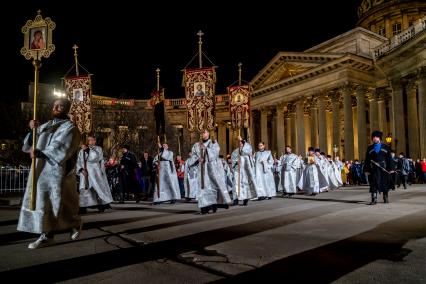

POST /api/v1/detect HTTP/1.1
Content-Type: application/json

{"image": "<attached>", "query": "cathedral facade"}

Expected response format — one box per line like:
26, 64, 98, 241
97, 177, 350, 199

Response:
250, 0, 426, 160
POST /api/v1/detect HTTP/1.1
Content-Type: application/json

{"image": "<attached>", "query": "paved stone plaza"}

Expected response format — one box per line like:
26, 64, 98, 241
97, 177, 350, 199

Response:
0, 185, 425, 283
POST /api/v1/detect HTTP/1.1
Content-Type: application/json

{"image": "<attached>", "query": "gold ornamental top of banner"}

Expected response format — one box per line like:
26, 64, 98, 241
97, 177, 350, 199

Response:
21, 10, 56, 61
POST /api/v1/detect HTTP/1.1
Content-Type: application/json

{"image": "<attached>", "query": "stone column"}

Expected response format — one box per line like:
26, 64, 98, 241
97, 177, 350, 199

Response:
377, 91, 388, 136
352, 105, 359, 160
218, 122, 227, 156
331, 92, 341, 157
276, 104, 285, 155
326, 109, 333, 155
249, 110, 255, 145
304, 103, 312, 150
342, 85, 354, 160
296, 99, 305, 155
368, 90, 379, 132
290, 108, 297, 154
391, 80, 406, 154
407, 80, 420, 159
271, 110, 277, 152
355, 86, 367, 161
285, 111, 291, 149
318, 95, 327, 151
260, 108, 269, 148
310, 98, 319, 147
418, 69, 426, 158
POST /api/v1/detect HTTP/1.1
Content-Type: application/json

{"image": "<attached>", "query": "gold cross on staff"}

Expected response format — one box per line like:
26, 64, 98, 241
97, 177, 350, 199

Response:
73, 44, 79, 56
197, 30, 204, 68
197, 30, 204, 42
156, 68, 161, 91
73, 44, 79, 76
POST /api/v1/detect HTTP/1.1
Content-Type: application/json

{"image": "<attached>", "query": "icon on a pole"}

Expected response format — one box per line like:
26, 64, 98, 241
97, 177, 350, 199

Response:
21, 10, 55, 61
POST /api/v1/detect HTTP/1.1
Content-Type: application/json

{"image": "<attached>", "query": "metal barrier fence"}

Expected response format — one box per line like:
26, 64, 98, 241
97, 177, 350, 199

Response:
0, 166, 29, 193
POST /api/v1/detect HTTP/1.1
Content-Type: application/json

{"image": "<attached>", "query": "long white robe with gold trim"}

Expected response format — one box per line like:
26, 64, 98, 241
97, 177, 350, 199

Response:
153, 149, 181, 202
188, 140, 231, 208
316, 155, 330, 192
298, 155, 320, 195
254, 150, 276, 198
231, 143, 256, 201
279, 153, 299, 194
327, 160, 343, 189
18, 119, 81, 234
184, 159, 198, 199
77, 146, 113, 207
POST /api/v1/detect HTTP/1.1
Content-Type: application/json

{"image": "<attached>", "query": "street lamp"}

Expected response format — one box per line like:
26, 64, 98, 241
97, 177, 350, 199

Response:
53, 88, 66, 98
385, 133, 392, 145
333, 144, 338, 158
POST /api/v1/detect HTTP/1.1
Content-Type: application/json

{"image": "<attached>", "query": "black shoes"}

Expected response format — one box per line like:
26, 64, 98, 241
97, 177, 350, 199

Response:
368, 199, 377, 205
243, 199, 248, 206
200, 206, 210, 215
78, 207, 87, 214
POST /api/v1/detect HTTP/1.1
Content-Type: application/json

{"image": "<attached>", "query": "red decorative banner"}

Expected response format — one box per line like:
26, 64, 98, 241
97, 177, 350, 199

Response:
149, 88, 165, 107
64, 75, 92, 134
228, 85, 251, 129
183, 67, 216, 132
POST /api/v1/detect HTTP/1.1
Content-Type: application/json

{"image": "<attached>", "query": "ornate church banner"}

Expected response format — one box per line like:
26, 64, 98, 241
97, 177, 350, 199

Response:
228, 85, 250, 129
64, 75, 92, 134
183, 67, 216, 132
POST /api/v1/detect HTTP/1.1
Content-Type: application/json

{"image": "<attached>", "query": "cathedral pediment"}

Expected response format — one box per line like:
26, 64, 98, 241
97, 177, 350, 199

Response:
251, 52, 342, 90
261, 62, 311, 87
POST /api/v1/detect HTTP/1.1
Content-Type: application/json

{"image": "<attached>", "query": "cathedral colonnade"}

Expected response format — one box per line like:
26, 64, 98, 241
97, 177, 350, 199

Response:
252, 79, 426, 160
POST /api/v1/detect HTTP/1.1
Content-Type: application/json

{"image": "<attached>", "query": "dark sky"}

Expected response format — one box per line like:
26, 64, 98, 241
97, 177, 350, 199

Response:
4, 0, 361, 102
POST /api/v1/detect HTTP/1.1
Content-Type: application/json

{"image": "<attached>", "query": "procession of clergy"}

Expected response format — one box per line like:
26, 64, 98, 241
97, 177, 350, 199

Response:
81, 128, 344, 215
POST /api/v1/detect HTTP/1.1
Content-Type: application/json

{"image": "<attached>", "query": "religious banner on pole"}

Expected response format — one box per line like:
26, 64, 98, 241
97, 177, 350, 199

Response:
150, 87, 166, 136
228, 85, 251, 129
183, 67, 216, 132
64, 75, 92, 134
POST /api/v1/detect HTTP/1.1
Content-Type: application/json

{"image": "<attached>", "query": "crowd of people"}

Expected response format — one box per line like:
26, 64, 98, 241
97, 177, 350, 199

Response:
16, 99, 426, 249
103, 142, 426, 206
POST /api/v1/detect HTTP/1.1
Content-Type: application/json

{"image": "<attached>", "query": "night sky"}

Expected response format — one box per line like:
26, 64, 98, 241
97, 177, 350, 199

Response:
4, 0, 361, 102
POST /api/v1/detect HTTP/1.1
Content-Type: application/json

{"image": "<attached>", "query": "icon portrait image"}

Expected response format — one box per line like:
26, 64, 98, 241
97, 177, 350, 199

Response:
29, 27, 47, 50
73, 88, 84, 102
194, 82, 206, 96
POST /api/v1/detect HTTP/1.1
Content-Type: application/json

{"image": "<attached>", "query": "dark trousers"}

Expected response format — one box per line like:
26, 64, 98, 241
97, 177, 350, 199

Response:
141, 176, 151, 195
397, 173, 407, 189
390, 172, 397, 189
178, 178, 185, 197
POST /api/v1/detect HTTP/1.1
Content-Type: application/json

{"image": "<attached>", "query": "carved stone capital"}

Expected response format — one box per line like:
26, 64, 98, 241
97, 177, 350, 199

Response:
406, 78, 418, 94
417, 66, 426, 79
338, 83, 353, 96
354, 84, 368, 97
329, 91, 341, 104
390, 79, 405, 91
260, 108, 270, 115
286, 102, 296, 114
376, 88, 388, 101
366, 89, 377, 101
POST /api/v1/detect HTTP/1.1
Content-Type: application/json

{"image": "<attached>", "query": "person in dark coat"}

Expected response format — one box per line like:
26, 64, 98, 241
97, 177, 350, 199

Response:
363, 130, 394, 204
119, 145, 138, 203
